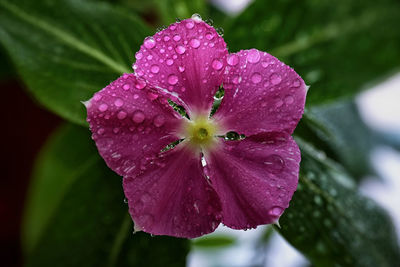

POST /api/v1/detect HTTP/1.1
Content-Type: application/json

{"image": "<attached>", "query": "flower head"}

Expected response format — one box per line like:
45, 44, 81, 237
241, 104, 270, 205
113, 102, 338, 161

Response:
86, 15, 307, 238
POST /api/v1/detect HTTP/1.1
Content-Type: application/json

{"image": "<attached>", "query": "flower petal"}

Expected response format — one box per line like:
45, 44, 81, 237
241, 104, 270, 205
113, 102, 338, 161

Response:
204, 133, 300, 229
213, 49, 307, 135
123, 144, 222, 238
86, 73, 183, 177
133, 18, 228, 116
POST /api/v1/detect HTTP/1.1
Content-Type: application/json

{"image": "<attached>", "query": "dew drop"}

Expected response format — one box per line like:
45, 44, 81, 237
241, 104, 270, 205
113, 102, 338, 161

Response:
251, 72, 262, 84
191, 13, 202, 22
117, 111, 127, 120
205, 32, 214, 40
133, 94, 139, 99
147, 92, 159, 101
263, 154, 285, 174
135, 79, 146, 89
113, 127, 120, 134
98, 103, 108, 112
178, 66, 185, 72
270, 73, 282, 85
163, 35, 170, 42
285, 95, 294, 104
185, 21, 194, 29
227, 54, 239, 66
166, 59, 174, 66
153, 115, 166, 127
97, 128, 105, 135
190, 38, 201, 48
173, 34, 181, 42
114, 98, 124, 107
293, 78, 301, 87
144, 37, 156, 49
132, 110, 145, 123
123, 84, 130, 90
247, 49, 260, 63
150, 64, 160, 74
135, 52, 143, 60
167, 74, 178, 85
93, 94, 102, 101
212, 59, 223, 70
175, 45, 186, 55
268, 206, 283, 217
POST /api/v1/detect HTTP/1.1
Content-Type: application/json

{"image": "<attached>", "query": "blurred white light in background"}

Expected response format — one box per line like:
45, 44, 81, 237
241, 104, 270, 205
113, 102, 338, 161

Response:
211, 0, 253, 15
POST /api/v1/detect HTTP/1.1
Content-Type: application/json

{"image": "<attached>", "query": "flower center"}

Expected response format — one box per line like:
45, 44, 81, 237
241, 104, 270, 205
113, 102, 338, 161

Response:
184, 116, 218, 149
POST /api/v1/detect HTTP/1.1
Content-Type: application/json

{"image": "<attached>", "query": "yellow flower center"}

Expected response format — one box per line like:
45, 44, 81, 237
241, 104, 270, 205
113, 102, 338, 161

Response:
184, 116, 218, 149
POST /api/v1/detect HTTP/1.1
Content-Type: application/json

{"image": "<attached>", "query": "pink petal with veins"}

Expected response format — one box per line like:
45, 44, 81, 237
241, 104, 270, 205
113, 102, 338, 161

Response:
133, 19, 228, 116
204, 133, 300, 229
124, 144, 222, 238
86, 73, 183, 177
213, 49, 307, 135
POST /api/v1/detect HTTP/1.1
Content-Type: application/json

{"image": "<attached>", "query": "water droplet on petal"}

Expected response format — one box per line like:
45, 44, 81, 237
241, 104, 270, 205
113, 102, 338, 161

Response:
144, 37, 156, 49
191, 13, 202, 22
133, 94, 139, 99
268, 206, 283, 217
135, 79, 146, 89
123, 84, 130, 90
251, 72, 262, 84
173, 34, 181, 42
167, 74, 178, 85
175, 45, 186, 55
285, 95, 294, 104
98, 104, 108, 112
147, 92, 159, 101
185, 21, 194, 29
163, 35, 170, 42
150, 64, 160, 74
132, 110, 145, 123
135, 52, 143, 60
205, 32, 214, 40
212, 59, 223, 70
247, 49, 260, 63
270, 73, 282, 85
166, 59, 174, 66
153, 115, 165, 127
178, 66, 185, 72
263, 154, 285, 174
190, 38, 201, 48
293, 78, 301, 87
117, 111, 127, 120
93, 94, 102, 101
114, 98, 124, 107
97, 128, 105, 135
227, 54, 239, 66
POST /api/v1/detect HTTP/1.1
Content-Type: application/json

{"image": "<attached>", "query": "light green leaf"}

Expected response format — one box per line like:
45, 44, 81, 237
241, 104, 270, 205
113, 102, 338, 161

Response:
277, 138, 400, 266
224, 0, 400, 104
0, 0, 151, 125
24, 124, 189, 266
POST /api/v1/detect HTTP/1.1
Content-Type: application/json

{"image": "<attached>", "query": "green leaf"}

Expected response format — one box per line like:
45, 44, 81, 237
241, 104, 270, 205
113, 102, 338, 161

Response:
296, 100, 380, 180
223, 0, 400, 104
153, 0, 207, 25
24, 124, 189, 266
0, 0, 151, 125
192, 235, 236, 249
277, 138, 400, 267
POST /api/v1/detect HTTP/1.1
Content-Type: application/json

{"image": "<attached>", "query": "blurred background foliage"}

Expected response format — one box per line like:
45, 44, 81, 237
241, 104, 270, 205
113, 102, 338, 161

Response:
1, 0, 400, 266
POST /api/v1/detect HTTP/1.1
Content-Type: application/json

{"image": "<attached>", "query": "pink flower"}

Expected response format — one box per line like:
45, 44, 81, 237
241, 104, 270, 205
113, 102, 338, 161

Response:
86, 16, 307, 238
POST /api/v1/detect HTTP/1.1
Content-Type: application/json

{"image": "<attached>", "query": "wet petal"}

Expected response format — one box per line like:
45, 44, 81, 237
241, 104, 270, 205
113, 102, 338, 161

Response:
133, 18, 228, 116
213, 49, 307, 135
204, 133, 300, 229
123, 144, 222, 238
86, 73, 183, 177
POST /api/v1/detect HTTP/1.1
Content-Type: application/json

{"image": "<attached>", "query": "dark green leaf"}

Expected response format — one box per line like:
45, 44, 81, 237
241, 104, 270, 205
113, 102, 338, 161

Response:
224, 0, 400, 104
296, 100, 380, 180
0, 0, 151, 125
23, 124, 189, 266
278, 138, 400, 267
